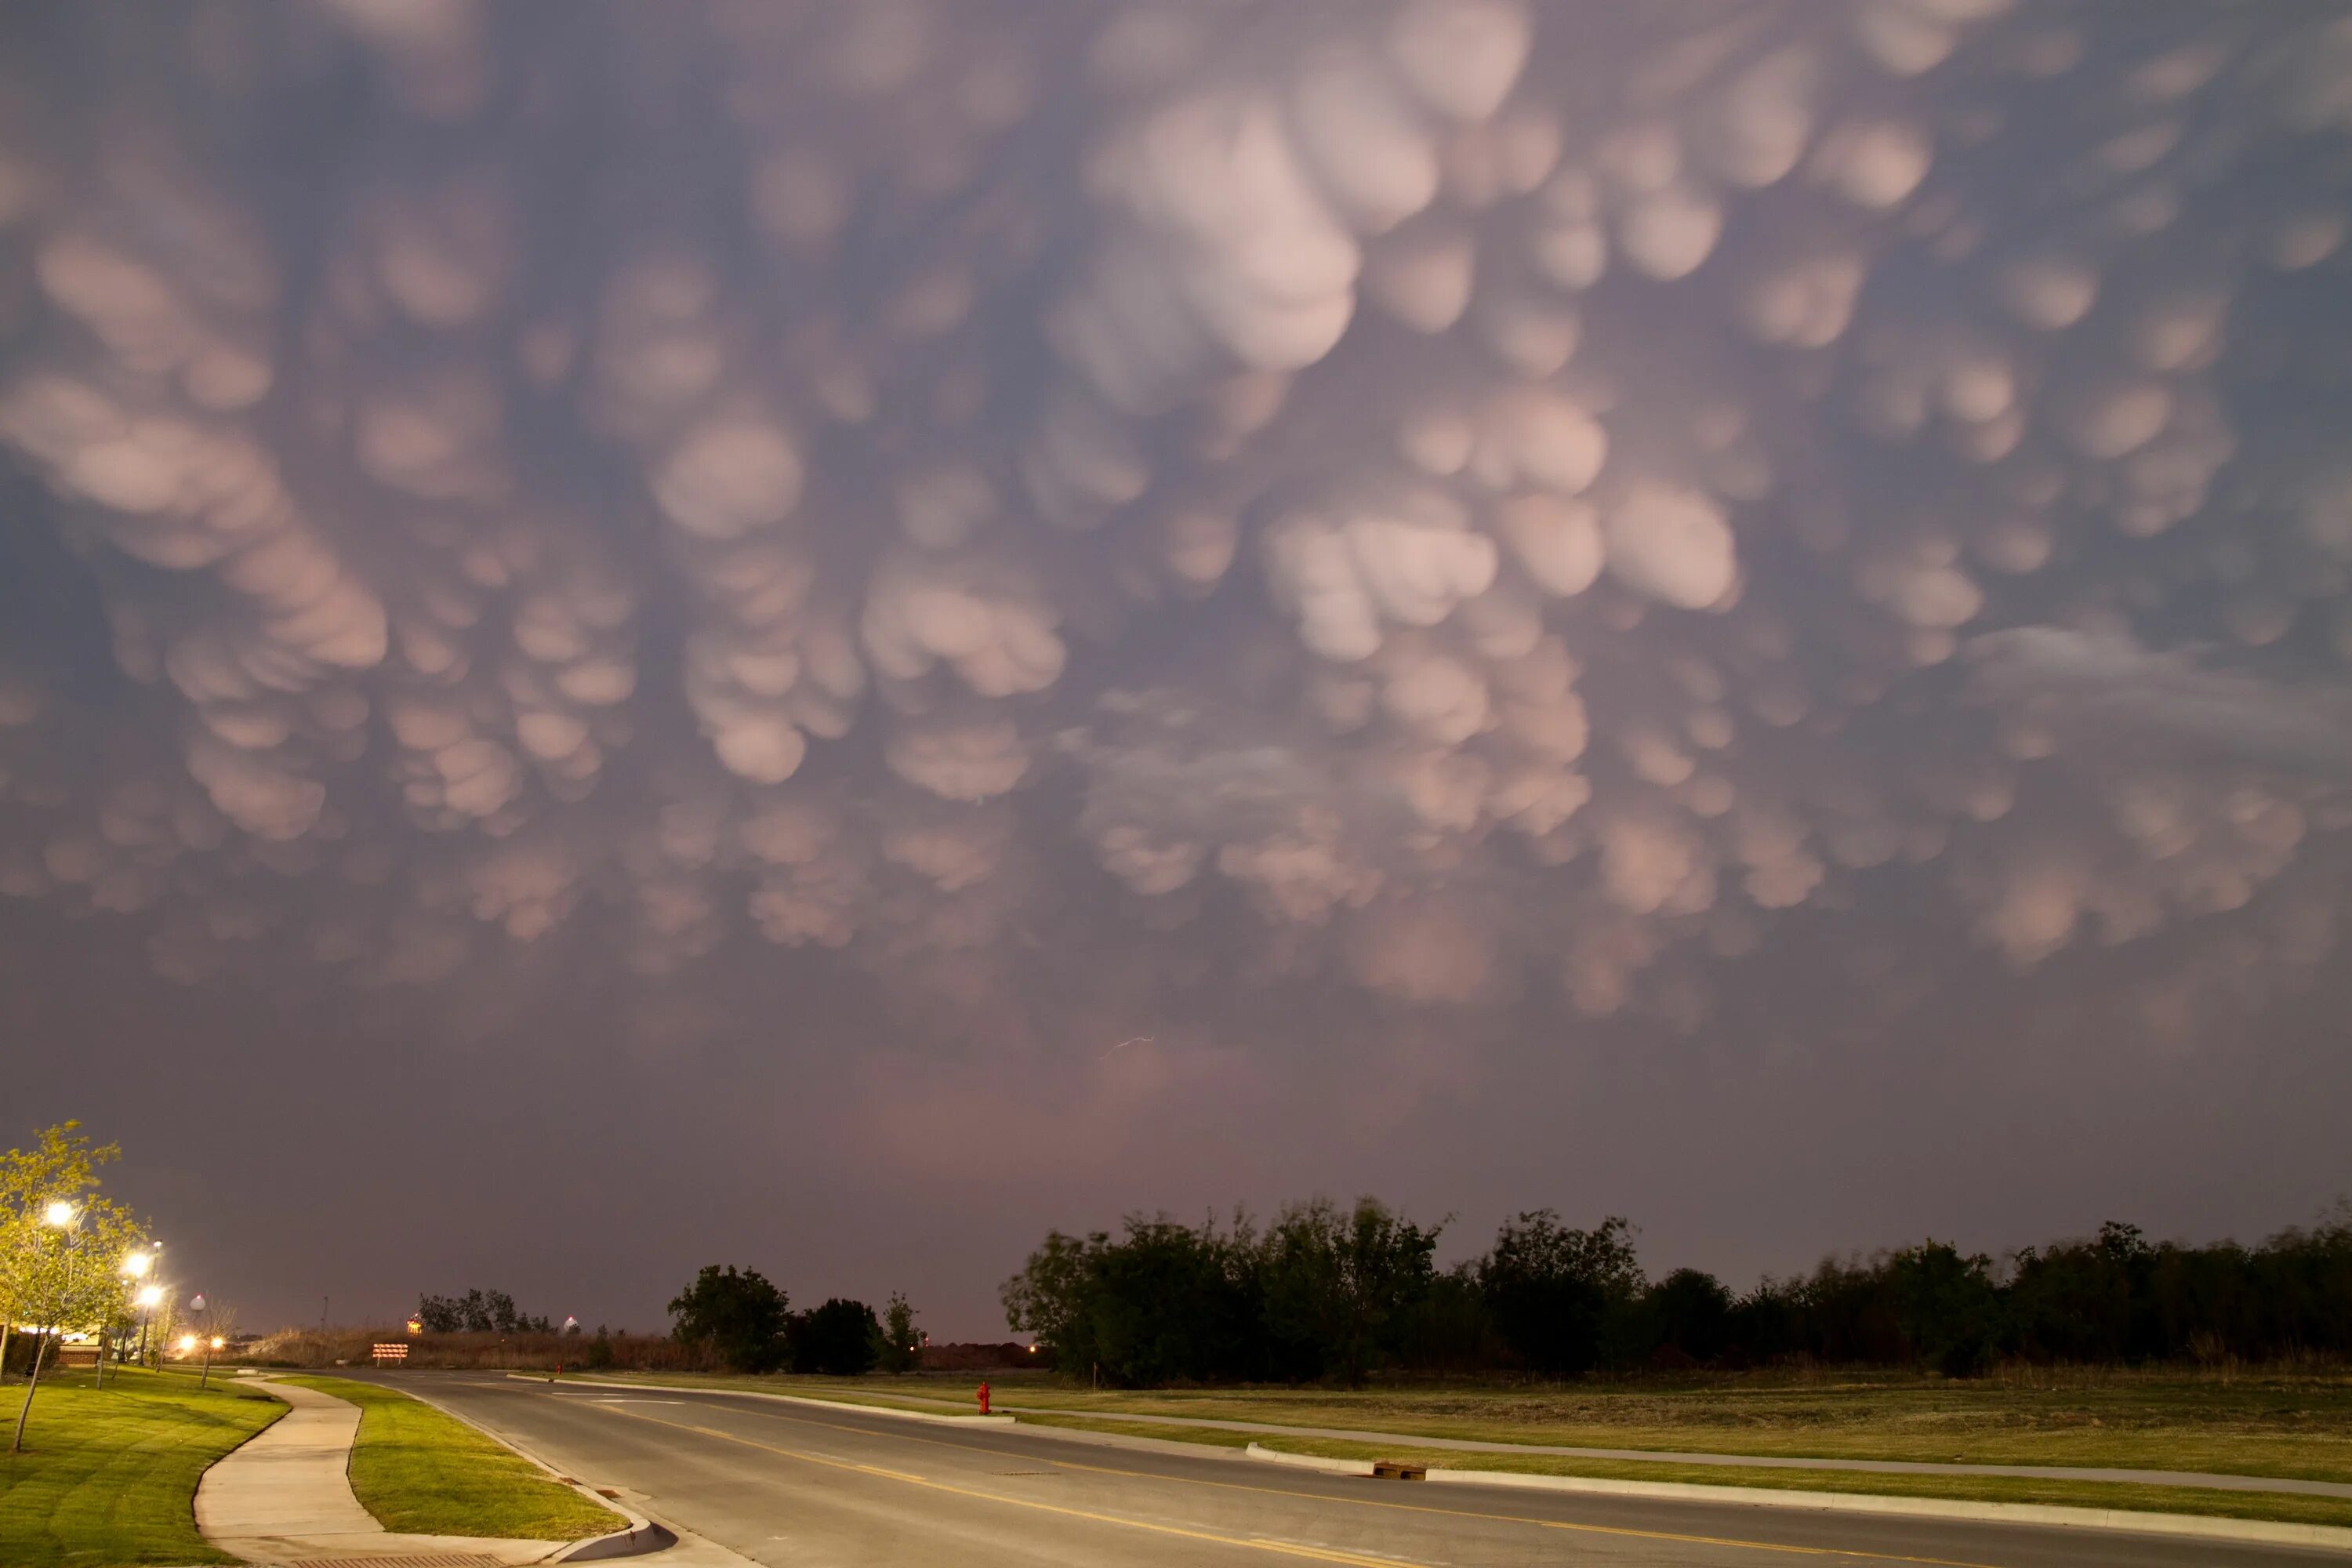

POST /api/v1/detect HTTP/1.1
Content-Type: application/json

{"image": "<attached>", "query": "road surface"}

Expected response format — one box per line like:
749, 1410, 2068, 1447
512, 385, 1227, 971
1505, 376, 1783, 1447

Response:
366, 1372, 2347, 1567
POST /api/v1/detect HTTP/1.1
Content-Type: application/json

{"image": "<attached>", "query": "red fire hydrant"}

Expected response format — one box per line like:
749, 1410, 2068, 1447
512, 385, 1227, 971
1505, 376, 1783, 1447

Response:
978, 1381, 991, 1416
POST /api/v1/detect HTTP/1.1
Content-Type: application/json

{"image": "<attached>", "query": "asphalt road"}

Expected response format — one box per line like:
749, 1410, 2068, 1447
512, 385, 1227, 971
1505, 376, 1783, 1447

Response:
369, 1372, 2347, 1567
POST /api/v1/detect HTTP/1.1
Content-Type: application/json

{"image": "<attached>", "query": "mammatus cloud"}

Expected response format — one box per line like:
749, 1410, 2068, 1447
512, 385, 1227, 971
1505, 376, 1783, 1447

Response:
2, 1, 2350, 1055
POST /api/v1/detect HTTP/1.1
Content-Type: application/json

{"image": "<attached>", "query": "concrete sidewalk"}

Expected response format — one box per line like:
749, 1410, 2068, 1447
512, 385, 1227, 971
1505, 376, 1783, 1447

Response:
194, 1377, 562, 1565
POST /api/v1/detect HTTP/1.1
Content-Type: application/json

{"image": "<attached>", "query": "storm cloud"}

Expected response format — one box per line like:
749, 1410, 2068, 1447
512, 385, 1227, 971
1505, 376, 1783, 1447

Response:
4, 0, 2352, 1286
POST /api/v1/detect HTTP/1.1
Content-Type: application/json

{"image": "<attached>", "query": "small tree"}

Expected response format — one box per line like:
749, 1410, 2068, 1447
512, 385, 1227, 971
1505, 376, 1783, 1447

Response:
9, 1194, 145, 1450
4, 1123, 145, 1452
668, 1265, 790, 1372
877, 1293, 920, 1374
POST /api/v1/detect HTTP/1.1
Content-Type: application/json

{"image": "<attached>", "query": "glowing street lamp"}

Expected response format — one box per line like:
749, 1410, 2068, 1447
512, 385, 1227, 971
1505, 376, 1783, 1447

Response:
177, 1334, 198, 1354
43, 1200, 76, 1228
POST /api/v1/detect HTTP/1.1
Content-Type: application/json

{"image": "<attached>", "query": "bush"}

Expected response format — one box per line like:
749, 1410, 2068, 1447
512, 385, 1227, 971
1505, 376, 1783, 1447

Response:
789, 1298, 881, 1376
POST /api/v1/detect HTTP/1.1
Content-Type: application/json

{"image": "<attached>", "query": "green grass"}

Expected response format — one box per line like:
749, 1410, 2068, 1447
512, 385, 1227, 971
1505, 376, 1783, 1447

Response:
281, 1376, 619, 1541
950, 1364, 2352, 1483
1008, 1410, 2352, 1529
0, 1367, 284, 1567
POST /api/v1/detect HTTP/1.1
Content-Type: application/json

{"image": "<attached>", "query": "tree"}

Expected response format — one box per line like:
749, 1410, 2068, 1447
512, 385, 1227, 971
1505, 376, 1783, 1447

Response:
1002, 1214, 1261, 1386
1886, 1240, 2002, 1377
877, 1292, 920, 1374
1479, 1212, 1643, 1377
789, 1298, 881, 1376
1258, 1197, 1441, 1384
1643, 1268, 1734, 1366
668, 1265, 790, 1372
2, 1123, 146, 1453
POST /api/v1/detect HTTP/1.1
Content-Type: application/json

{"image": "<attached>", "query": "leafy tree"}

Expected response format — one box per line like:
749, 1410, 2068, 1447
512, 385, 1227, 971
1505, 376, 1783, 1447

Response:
669, 1264, 790, 1372
1002, 1231, 1099, 1365
1479, 1212, 1642, 1377
2, 1124, 146, 1453
877, 1292, 920, 1374
1258, 1197, 1441, 1384
789, 1297, 882, 1375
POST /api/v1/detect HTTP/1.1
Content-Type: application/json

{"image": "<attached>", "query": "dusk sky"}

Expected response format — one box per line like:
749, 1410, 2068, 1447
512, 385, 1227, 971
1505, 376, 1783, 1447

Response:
4, 1, 2350, 1341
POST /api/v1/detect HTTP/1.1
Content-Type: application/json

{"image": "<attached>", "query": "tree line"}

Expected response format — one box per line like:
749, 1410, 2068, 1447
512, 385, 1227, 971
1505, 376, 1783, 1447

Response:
665, 1264, 921, 1376
1000, 1197, 2352, 1386
415, 1287, 565, 1335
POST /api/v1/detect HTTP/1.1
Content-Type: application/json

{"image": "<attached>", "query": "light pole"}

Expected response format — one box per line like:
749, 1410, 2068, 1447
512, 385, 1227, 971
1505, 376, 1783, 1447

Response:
102, 1247, 154, 1390
136, 1287, 164, 1368
191, 1294, 212, 1390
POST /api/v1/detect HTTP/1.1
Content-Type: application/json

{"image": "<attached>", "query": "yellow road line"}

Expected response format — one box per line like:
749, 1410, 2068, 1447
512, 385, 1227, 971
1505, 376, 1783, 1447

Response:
582, 1394, 2012, 1567
597, 1403, 1421, 1566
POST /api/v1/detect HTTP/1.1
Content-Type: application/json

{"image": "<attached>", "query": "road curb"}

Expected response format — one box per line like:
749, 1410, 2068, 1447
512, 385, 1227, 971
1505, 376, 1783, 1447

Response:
543, 1374, 1018, 1428
1234, 1441, 2352, 1555
1243, 1443, 1374, 1478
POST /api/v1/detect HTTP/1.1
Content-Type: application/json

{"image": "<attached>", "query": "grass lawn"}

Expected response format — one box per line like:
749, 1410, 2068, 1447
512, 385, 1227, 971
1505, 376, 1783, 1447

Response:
0, 1367, 284, 1567
281, 1376, 619, 1541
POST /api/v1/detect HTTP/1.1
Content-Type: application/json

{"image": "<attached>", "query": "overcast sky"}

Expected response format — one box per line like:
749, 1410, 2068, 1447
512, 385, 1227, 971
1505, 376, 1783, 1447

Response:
4, 1, 2351, 1339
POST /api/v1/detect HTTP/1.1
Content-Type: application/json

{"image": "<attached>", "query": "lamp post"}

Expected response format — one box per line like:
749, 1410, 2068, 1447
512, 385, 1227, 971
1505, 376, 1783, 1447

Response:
191, 1294, 213, 1390
136, 1287, 164, 1368
100, 1247, 154, 1390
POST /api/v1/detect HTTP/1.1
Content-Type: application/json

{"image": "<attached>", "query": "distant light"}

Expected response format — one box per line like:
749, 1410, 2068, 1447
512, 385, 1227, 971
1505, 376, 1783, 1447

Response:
43, 1200, 75, 1227
210, 1336, 225, 1350
1028, 1344, 1038, 1353
178, 1334, 199, 1352
137, 1287, 165, 1308
405, 1318, 424, 1335
124, 1250, 154, 1278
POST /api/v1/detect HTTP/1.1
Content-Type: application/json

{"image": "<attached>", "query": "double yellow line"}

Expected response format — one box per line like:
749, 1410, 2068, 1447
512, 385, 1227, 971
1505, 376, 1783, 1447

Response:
584, 1397, 2010, 1567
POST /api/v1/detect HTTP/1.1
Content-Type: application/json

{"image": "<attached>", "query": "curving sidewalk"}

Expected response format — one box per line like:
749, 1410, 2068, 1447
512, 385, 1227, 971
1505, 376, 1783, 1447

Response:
194, 1377, 564, 1565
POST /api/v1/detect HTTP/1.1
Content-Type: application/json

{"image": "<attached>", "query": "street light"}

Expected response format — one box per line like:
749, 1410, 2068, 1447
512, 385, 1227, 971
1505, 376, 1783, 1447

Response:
136, 1286, 164, 1367
43, 1200, 76, 1228
191, 1294, 215, 1390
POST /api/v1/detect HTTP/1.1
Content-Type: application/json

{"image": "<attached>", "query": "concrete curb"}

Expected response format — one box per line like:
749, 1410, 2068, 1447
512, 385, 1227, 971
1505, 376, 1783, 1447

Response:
1244, 1443, 1374, 1477
543, 1374, 1018, 1428
361, 1377, 665, 1561
1234, 1441, 2352, 1555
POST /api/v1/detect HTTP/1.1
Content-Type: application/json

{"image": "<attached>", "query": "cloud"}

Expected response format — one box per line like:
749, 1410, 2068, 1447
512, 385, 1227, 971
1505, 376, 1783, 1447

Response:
0, 0, 2349, 1058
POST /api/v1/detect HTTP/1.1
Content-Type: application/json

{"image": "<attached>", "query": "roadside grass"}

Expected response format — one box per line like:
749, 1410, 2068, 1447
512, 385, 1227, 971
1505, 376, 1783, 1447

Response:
973, 1365, 2352, 1483
0, 1366, 283, 1567
1008, 1411, 2352, 1528
571, 1365, 2352, 1480
281, 1376, 619, 1541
